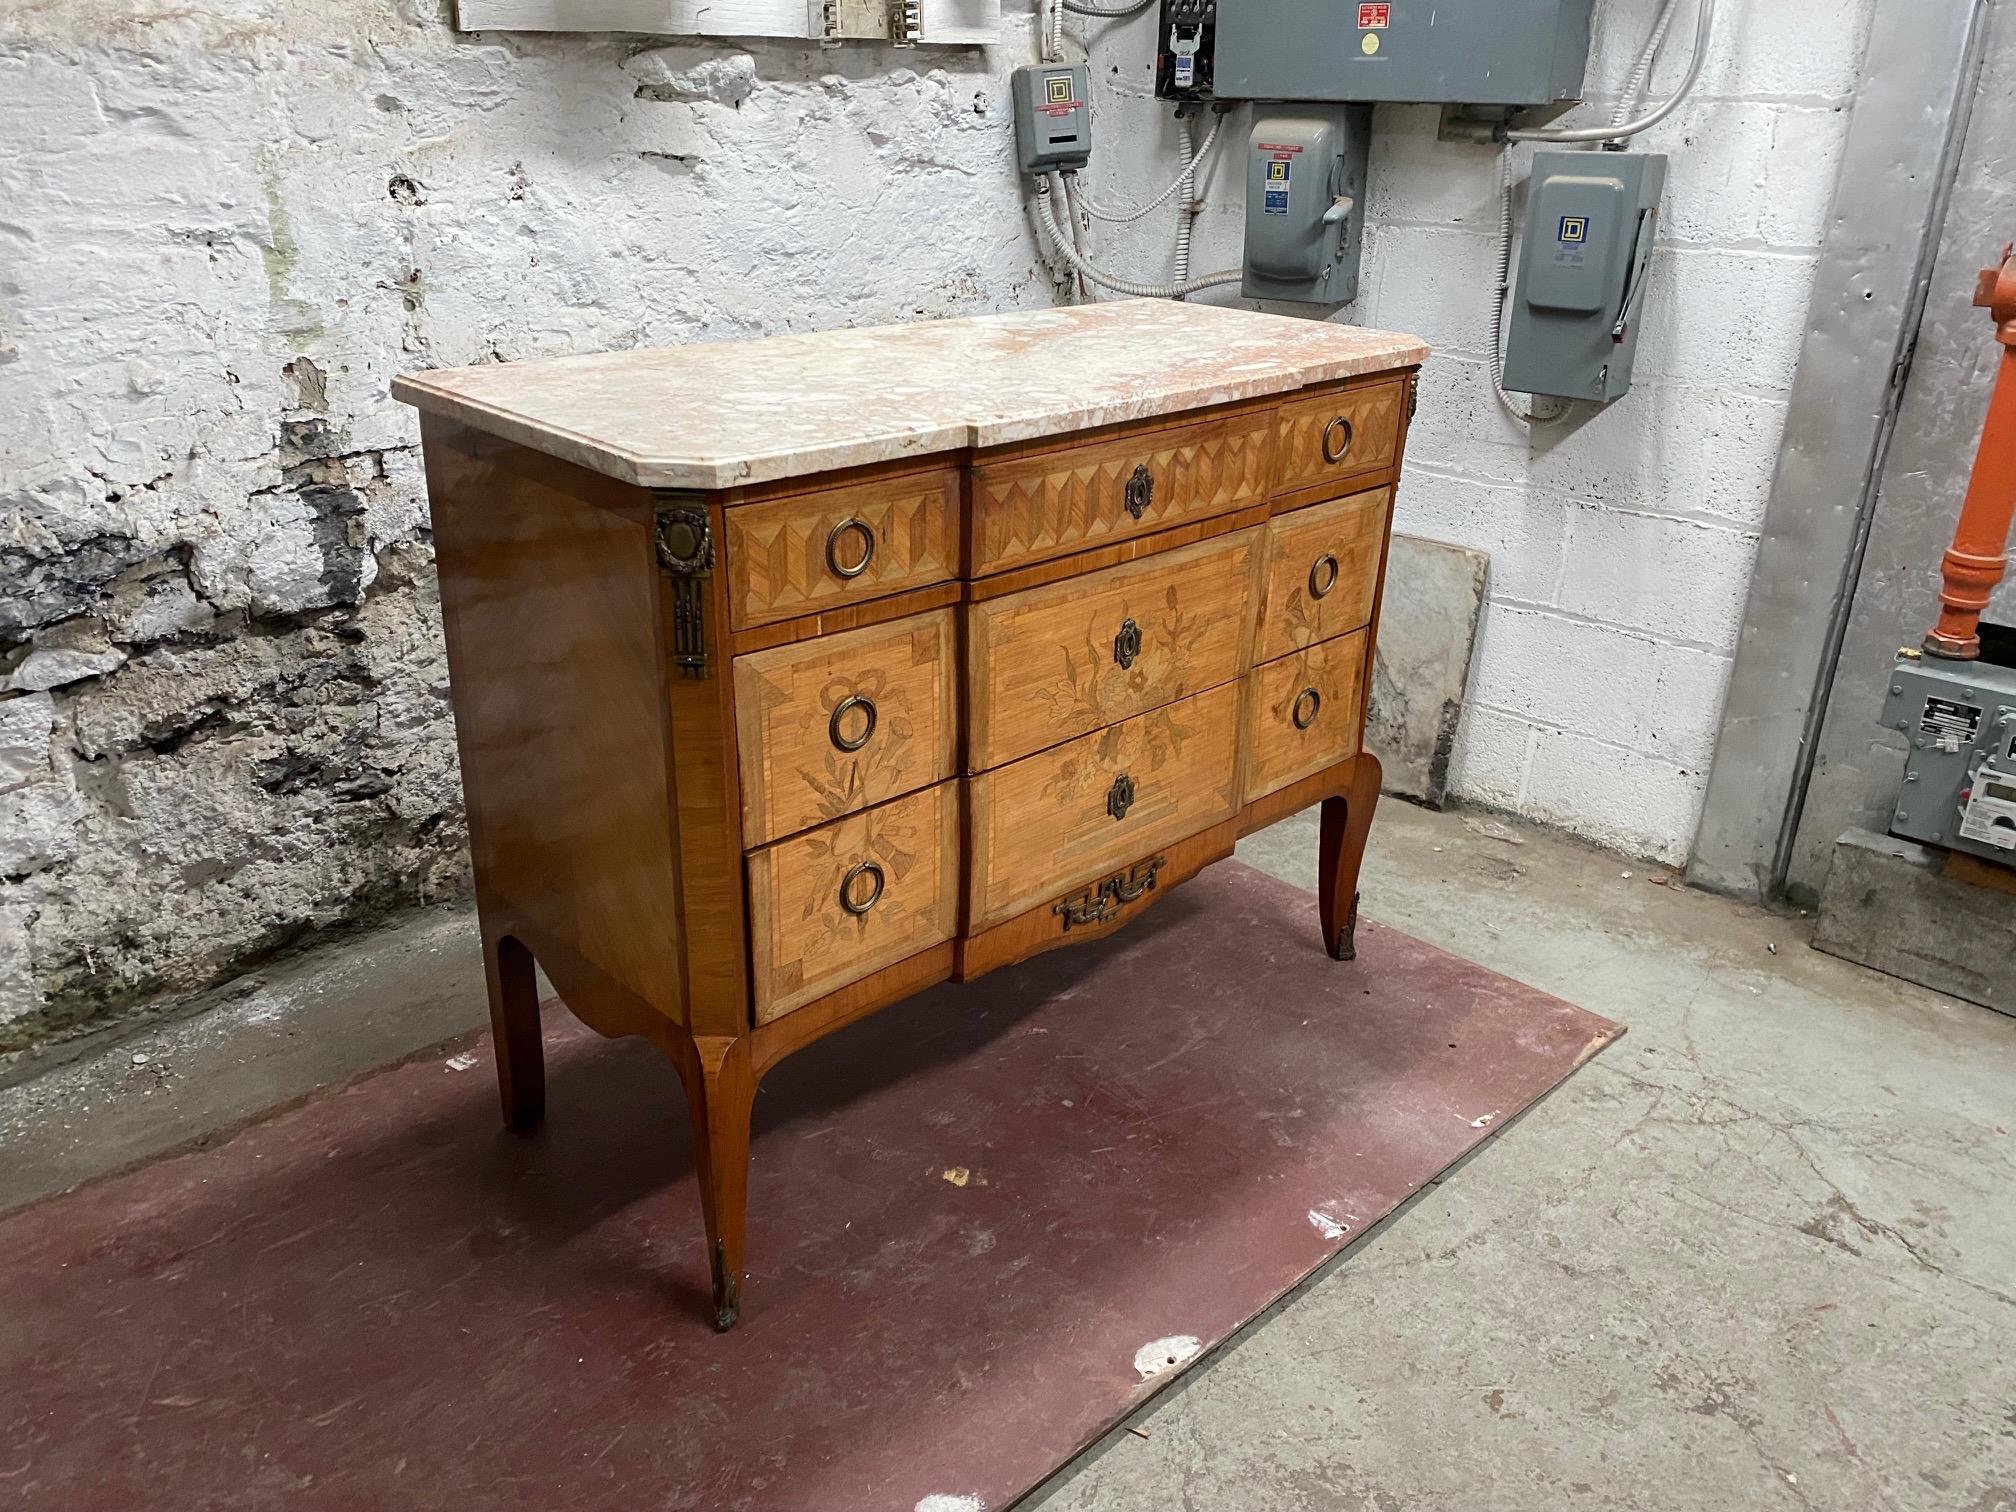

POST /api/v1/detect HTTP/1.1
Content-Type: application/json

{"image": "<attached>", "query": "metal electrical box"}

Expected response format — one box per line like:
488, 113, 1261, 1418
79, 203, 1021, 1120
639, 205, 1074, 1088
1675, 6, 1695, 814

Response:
1242, 108, 1371, 304
1883, 645, 2016, 863
1161, 0, 1595, 105
1011, 64, 1091, 174
1502, 150, 1665, 404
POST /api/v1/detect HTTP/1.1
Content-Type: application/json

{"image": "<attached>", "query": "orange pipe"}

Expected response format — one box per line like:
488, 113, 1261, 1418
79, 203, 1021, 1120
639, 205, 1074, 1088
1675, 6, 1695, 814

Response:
1926, 242, 2016, 660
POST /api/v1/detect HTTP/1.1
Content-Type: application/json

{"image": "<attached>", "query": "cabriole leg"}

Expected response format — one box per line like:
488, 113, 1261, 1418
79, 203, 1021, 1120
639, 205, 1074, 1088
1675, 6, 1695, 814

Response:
481, 927, 545, 1131
681, 1037, 757, 1331
1319, 752, 1383, 962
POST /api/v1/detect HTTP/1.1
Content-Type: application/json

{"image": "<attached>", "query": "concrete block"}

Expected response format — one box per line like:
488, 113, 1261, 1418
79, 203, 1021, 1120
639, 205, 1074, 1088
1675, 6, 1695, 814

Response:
1813, 829, 2015, 1017
1447, 705, 1535, 811
1392, 466, 1569, 606
1555, 506, 1758, 648
1366, 534, 1488, 808
1521, 726, 1708, 866
1466, 606, 1665, 746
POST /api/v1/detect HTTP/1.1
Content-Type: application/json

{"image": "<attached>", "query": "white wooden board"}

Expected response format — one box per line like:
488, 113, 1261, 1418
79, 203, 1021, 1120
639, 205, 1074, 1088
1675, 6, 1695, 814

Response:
453, 0, 999, 44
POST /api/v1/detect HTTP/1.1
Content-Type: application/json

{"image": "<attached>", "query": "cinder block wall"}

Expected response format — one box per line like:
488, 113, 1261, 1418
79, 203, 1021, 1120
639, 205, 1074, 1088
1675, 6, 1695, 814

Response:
0, 0, 1872, 1042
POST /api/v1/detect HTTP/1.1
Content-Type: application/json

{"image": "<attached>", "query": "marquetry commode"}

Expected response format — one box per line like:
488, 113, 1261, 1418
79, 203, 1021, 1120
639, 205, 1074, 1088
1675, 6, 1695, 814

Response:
395, 301, 1427, 1328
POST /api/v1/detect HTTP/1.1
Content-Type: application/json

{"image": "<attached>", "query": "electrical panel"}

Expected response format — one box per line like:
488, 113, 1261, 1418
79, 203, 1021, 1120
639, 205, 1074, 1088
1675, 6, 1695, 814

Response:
1241, 108, 1371, 305
1883, 644, 2016, 864
1157, 0, 1595, 106
1501, 150, 1665, 403
1153, 0, 1216, 101
1012, 64, 1091, 174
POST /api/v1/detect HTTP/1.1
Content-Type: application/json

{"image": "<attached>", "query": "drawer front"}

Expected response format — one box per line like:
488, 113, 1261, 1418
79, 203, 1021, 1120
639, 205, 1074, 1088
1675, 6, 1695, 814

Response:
969, 682, 1241, 929
733, 607, 957, 846
970, 408, 1275, 576
1240, 629, 1368, 805
725, 468, 961, 630
1252, 488, 1390, 666
967, 529, 1259, 772
1275, 380, 1406, 496
747, 783, 959, 1023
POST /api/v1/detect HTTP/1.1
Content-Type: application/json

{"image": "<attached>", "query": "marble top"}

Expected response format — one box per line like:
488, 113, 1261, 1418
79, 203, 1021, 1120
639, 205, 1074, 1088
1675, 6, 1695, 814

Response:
393, 301, 1428, 491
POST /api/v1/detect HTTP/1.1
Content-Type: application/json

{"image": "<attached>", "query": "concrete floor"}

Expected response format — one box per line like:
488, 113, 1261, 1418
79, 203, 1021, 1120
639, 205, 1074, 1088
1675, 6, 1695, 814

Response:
3, 801, 2013, 1509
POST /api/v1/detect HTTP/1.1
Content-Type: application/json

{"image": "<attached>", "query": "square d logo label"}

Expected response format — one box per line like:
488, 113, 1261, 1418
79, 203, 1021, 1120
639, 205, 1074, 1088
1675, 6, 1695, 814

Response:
1558, 215, 1588, 244
1046, 75, 1075, 104
1267, 161, 1289, 182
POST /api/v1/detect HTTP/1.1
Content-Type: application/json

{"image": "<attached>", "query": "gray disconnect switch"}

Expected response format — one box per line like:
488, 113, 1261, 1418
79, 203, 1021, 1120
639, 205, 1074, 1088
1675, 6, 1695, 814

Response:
1241, 106, 1371, 305
1502, 149, 1667, 403
1012, 64, 1092, 174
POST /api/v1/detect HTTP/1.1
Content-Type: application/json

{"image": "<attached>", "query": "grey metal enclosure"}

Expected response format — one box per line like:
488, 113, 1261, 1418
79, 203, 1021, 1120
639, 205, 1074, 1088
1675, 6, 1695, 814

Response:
1212, 0, 1596, 105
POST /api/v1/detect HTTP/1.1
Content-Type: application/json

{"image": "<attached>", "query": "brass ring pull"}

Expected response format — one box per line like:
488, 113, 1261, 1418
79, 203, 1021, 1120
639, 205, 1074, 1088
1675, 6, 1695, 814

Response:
838, 860, 885, 916
1124, 463, 1154, 519
1309, 552, 1340, 600
829, 694, 877, 753
825, 517, 876, 580
1321, 416, 1354, 465
1292, 687, 1322, 730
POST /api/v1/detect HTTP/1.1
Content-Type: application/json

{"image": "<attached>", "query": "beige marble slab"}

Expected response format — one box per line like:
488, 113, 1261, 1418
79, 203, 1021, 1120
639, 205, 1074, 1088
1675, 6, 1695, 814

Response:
393, 301, 1429, 490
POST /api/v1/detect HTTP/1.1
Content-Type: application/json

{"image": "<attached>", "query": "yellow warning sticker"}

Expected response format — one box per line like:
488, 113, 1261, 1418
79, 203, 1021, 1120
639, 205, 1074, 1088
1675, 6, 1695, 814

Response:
1360, 32, 1380, 54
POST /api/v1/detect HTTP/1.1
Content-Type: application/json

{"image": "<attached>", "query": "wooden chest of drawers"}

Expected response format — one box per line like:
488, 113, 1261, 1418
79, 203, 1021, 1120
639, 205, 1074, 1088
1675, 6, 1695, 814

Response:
396, 302, 1427, 1328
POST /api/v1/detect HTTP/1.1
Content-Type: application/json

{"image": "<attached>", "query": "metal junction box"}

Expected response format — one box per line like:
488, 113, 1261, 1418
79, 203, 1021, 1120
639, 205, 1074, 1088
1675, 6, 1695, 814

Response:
1882, 644, 2016, 864
1242, 108, 1371, 304
1502, 150, 1666, 403
1177, 0, 1595, 105
1012, 64, 1091, 174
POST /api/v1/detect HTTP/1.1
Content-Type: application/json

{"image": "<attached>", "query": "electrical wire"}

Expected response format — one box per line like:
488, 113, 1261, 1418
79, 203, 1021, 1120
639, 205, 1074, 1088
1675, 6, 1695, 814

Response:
1071, 112, 1222, 223
1613, 0, 1682, 134
1173, 116, 1195, 284
1036, 174, 1241, 298
1061, 0, 1156, 15
1060, 171, 1091, 302
1489, 150, 1570, 423
1508, 0, 1714, 142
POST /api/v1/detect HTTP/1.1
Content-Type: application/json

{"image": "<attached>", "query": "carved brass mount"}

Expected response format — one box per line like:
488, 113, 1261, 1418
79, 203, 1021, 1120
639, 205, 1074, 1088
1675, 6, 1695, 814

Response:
1053, 856, 1166, 931
1106, 771, 1136, 821
655, 500, 715, 679
1123, 463, 1155, 519
1113, 617, 1142, 670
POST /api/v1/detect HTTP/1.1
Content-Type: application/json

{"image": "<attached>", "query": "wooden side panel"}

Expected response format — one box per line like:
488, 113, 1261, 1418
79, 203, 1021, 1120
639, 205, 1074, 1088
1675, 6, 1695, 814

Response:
747, 783, 960, 1023
966, 529, 1259, 772
724, 468, 961, 630
1240, 630, 1369, 805
733, 608, 958, 846
968, 682, 1241, 929
1252, 488, 1391, 666
422, 416, 686, 1022
970, 408, 1275, 576
1274, 380, 1406, 496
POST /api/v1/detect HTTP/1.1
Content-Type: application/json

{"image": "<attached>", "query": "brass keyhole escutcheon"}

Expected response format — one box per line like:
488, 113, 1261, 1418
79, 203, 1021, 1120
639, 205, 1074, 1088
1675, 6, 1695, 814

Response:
829, 694, 877, 753
1106, 771, 1137, 821
839, 859, 885, 916
1322, 416, 1355, 465
1113, 617, 1143, 671
1309, 552, 1340, 600
1123, 463, 1155, 520
1292, 686, 1322, 730
826, 516, 876, 579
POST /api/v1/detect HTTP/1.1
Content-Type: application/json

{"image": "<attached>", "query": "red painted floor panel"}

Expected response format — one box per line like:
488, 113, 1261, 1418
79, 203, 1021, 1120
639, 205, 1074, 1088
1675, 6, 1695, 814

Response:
0, 862, 1620, 1512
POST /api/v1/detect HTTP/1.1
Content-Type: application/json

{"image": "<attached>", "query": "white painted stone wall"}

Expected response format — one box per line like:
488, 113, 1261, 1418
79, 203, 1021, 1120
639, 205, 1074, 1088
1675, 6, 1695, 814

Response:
1, 0, 1871, 1042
